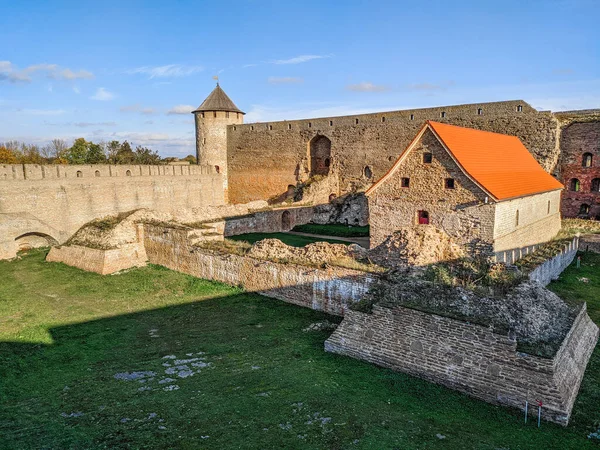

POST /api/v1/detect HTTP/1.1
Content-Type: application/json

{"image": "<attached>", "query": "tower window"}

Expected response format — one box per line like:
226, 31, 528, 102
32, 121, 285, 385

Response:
410, 114, 414, 120
200, 112, 204, 118
269, 125, 272, 130
226, 112, 229, 118
381, 116, 386, 123
213, 112, 217, 118
251, 125, 254, 131
401, 177, 410, 188
423, 152, 432, 164
477, 108, 483, 115
288, 124, 292, 130
308, 122, 312, 128
440, 111, 446, 118
569, 178, 581, 192
445, 178, 455, 189
517, 105, 523, 112
355, 118, 359, 125
515, 210, 519, 226
233, 126, 236, 131
329, 120, 333, 126
236, 113, 239, 119
583, 153, 593, 167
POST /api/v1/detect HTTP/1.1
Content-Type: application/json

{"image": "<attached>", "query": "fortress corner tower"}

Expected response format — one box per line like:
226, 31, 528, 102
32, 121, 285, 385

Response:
192, 83, 245, 199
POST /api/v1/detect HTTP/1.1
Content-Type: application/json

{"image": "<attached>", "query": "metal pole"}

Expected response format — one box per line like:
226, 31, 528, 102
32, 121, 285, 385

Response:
525, 401, 528, 424
538, 405, 541, 428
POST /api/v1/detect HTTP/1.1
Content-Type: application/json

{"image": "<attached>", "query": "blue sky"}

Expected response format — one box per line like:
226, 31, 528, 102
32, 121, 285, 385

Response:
0, 0, 598, 157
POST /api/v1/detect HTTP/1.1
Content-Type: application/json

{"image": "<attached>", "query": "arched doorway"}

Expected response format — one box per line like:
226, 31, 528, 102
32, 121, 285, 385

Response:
14, 232, 58, 252
308, 135, 331, 176
281, 210, 292, 231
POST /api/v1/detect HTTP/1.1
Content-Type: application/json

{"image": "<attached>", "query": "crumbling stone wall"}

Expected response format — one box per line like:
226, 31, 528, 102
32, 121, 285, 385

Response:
143, 223, 374, 315
227, 100, 560, 204
367, 129, 495, 255
557, 118, 600, 218
325, 303, 598, 425
222, 206, 314, 236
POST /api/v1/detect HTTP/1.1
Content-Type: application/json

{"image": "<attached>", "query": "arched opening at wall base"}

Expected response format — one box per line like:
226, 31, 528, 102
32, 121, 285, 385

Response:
14, 232, 59, 252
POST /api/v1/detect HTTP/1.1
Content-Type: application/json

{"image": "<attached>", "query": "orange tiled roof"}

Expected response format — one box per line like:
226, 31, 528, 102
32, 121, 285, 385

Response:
425, 121, 563, 200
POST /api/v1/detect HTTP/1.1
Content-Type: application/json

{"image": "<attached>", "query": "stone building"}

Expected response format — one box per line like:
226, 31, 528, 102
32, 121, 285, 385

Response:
366, 121, 564, 262
192, 86, 598, 220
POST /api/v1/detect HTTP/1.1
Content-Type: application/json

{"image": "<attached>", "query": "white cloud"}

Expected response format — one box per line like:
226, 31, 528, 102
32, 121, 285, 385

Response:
91, 87, 115, 101
345, 82, 390, 92
74, 121, 117, 127
120, 103, 156, 115
126, 64, 203, 78
0, 61, 94, 83
244, 103, 405, 123
73, 86, 81, 94
17, 108, 66, 116
268, 76, 304, 84
167, 104, 195, 115
273, 54, 330, 65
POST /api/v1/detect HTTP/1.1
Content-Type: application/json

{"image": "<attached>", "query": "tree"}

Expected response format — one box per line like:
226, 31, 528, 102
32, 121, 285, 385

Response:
42, 139, 68, 161
116, 141, 135, 164
64, 138, 89, 164
134, 145, 161, 165
183, 154, 197, 164
86, 142, 106, 164
0, 146, 18, 163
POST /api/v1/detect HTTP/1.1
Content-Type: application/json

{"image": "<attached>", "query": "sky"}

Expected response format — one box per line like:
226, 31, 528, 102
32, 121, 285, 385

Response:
0, 0, 598, 157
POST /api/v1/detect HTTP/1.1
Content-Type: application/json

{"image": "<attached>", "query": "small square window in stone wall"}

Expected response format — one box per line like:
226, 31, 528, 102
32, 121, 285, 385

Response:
445, 178, 455, 189
423, 153, 433, 164
401, 177, 410, 188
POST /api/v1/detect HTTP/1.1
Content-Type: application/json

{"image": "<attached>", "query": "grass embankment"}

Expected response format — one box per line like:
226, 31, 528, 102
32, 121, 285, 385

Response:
292, 223, 370, 238
0, 249, 598, 448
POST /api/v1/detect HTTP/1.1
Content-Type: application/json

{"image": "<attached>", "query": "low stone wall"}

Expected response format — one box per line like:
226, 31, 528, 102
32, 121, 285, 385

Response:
222, 206, 314, 236
580, 234, 600, 253
143, 223, 374, 315
46, 242, 147, 275
325, 303, 598, 425
528, 236, 579, 286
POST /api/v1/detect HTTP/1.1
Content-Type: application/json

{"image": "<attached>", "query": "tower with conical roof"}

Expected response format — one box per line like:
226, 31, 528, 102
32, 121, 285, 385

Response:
192, 83, 244, 199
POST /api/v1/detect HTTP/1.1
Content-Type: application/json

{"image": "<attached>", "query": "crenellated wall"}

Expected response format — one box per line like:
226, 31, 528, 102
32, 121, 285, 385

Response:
0, 164, 224, 259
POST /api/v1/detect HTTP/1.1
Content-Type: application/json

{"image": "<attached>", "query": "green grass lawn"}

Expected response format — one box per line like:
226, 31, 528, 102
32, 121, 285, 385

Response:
228, 232, 348, 247
292, 224, 370, 238
0, 249, 599, 449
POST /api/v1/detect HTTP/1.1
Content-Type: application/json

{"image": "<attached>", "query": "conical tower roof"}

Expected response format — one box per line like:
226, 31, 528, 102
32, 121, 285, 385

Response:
192, 84, 245, 114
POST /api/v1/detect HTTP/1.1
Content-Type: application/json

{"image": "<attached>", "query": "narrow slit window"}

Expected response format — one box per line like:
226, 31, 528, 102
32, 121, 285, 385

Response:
515, 210, 519, 226
329, 120, 333, 126
288, 124, 292, 130
410, 114, 414, 120
308, 122, 312, 128
355, 118, 359, 125
547, 200, 551, 214
440, 111, 446, 118
381, 116, 386, 123
517, 105, 523, 112
477, 108, 483, 115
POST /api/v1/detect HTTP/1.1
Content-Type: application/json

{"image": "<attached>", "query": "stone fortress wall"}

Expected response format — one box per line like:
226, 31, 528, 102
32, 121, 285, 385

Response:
556, 110, 600, 219
226, 100, 562, 204
0, 163, 224, 259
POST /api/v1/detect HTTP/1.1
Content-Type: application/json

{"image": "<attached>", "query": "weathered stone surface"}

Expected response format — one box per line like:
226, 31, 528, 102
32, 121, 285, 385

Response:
325, 303, 598, 425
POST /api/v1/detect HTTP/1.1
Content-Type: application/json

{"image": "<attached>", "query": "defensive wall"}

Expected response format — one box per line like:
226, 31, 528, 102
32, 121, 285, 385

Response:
528, 236, 579, 286
0, 164, 224, 260
226, 100, 561, 204
325, 302, 598, 426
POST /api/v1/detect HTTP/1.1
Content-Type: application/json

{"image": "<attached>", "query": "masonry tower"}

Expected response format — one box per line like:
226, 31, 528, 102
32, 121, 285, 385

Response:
192, 83, 245, 200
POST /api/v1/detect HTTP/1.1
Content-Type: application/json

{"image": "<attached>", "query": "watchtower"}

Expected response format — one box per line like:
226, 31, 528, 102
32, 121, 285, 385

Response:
192, 83, 244, 199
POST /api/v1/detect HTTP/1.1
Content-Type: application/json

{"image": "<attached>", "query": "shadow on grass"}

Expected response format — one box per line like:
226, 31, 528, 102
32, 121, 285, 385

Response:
1, 291, 599, 450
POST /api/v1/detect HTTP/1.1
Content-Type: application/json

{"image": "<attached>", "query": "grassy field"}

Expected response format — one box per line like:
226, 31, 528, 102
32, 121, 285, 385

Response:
228, 232, 348, 247
292, 224, 370, 238
0, 249, 599, 449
